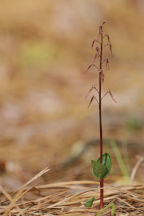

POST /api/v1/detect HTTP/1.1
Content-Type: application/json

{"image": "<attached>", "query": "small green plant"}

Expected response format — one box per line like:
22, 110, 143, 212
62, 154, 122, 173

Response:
85, 22, 116, 209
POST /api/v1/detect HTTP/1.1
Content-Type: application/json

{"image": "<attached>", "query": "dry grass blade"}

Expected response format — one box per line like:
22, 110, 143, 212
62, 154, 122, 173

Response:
0, 186, 26, 215
3, 167, 50, 216
37, 180, 99, 189
130, 156, 144, 184
0, 186, 24, 215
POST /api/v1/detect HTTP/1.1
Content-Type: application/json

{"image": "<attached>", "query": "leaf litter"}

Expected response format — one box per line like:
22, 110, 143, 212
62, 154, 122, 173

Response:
0, 168, 143, 215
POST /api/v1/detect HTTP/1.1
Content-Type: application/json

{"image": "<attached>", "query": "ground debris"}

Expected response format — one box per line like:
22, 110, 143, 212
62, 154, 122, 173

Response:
0, 178, 143, 215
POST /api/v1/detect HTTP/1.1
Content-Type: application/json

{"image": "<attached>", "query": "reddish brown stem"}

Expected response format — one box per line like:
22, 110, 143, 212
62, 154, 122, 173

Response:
99, 26, 104, 209
100, 179, 104, 208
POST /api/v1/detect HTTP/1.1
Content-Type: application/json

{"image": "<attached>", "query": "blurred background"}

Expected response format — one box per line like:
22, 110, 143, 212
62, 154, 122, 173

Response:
0, 0, 144, 190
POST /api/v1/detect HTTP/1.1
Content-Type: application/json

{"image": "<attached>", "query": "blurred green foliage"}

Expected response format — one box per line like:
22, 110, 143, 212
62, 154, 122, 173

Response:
20, 41, 56, 67
126, 118, 143, 132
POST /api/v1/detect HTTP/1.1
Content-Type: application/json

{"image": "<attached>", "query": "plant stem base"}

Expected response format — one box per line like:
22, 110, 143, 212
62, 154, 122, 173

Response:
100, 179, 104, 209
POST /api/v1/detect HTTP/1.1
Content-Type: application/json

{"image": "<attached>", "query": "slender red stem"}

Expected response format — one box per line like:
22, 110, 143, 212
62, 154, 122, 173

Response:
99, 26, 104, 209
100, 179, 104, 208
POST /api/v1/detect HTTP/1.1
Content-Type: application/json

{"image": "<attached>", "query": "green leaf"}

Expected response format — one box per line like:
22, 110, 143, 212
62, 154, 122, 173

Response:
91, 160, 108, 179
97, 153, 112, 173
84, 197, 95, 208
91, 153, 112, 179
96, 202, 115, 216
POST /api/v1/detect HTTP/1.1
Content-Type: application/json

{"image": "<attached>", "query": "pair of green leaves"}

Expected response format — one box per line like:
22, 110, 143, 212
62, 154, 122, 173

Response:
91, 153, 112, 179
